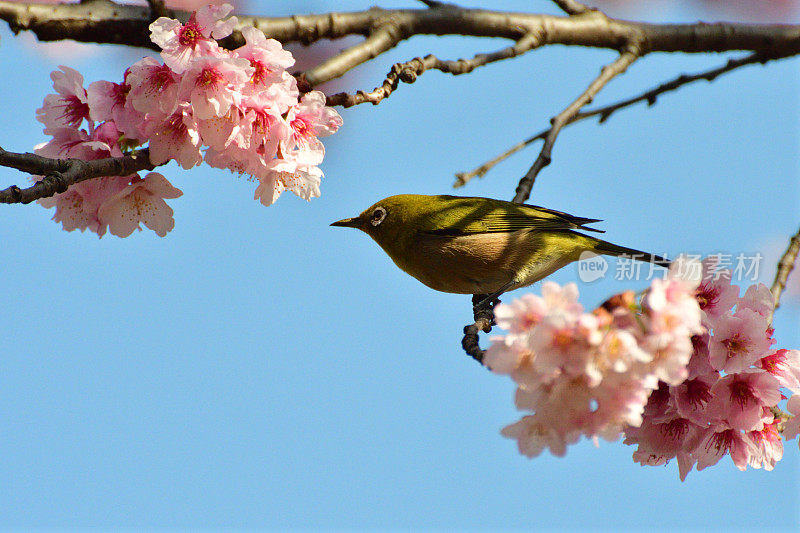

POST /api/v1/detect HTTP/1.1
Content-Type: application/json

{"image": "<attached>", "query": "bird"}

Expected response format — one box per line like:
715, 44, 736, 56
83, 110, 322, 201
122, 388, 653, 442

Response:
331, 194, 669, 304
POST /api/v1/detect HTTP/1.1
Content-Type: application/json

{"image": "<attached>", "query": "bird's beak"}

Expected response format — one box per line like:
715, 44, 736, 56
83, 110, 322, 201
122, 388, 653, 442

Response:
330, 217, 361, 228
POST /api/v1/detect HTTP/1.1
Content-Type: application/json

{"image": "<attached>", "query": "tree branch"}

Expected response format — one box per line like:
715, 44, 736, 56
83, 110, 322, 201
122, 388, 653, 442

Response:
551, 0, 592, 16
770, 225, 800, 319
512, 42, 642, 203
326, 31, 543, 107
0, 0, 164, 49
302, 26, 405, 86
455, 51, 775, 187
462, 295, 497, 365
0, 147, 155, 204
4, 1, 800, 87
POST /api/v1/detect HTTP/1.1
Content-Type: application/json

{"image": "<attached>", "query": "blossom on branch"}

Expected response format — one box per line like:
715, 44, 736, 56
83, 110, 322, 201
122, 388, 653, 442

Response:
30, 3, 342, 237
487, 256, 800, 480
485, 258, 703, 459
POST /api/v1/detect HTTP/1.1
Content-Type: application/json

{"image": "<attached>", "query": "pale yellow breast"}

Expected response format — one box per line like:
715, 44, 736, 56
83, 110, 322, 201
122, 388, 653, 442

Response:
386, 229, 590, 294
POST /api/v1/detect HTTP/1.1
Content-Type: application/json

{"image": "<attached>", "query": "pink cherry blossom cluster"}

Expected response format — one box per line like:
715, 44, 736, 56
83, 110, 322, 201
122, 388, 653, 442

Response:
484, 258, 704, 458
485, 256, 800, 479
32, 4, 342, 237
625, 257, 800, 480
33, 67, 182, 237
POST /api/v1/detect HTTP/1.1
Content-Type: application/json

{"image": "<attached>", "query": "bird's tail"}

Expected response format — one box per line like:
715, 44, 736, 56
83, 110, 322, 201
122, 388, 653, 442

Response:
591, 238, 671, 268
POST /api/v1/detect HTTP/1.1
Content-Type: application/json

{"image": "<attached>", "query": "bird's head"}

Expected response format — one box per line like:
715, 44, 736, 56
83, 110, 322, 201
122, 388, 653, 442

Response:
330, 194, 429, 249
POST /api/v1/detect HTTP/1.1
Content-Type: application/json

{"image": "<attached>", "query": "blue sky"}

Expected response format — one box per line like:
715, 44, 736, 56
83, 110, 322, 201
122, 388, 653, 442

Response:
0, 1, 798, 528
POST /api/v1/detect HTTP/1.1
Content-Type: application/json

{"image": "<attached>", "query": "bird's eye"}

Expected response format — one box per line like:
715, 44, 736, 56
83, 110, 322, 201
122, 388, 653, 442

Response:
370, 206, 387, 226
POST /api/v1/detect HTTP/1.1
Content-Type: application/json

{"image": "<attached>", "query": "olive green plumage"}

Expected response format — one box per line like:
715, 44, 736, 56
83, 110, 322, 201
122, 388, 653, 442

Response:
331, 194, 668, 295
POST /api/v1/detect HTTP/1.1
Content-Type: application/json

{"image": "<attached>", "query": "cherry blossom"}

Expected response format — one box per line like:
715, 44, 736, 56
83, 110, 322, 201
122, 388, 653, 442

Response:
97, 173, 183, 237
253, 157, 323, 206
147, 104, 203, 169
32, 4, 342, 237
32, 125, 129, 236
705, 371, 780, 431
690, 426, 756, 472
686, 334, 714, 379
242, 92, 291, 154
126, 57, 180, 117
670, 372, 717, 425
284, 91, 344, 165
488, 258, 800, 480
642, 275, 702, 337
747, 420, 783, 470
233, 25, 296, 96
738, 283, 775, 318
757, 349, 800, 392
501, 416, 570, 458
37, 175, 131, 236
36, 66, 91, 134
695, 256, 739, 325
86, 76, 145, 139
625, 416, 697, 466
486, 263, 703, 458
149, 4, 237, 73
708, 309, 773, 373
197, 107, 251, 152
178, 55, 253, 120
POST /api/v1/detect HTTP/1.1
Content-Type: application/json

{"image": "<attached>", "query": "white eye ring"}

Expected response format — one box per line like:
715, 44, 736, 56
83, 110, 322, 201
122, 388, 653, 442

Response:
370, 206, 387, 226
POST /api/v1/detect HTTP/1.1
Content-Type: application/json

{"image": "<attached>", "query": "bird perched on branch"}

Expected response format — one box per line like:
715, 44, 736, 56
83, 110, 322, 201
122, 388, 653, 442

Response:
331, 194, 669, 304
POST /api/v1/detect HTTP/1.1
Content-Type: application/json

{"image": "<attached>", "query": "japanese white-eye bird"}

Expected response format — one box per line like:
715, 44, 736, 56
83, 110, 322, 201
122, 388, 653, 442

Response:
331, 194, 669, 300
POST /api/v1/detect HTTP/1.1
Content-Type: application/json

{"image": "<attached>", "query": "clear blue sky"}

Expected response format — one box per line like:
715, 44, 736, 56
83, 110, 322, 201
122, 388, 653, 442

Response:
1, 1, 798, 529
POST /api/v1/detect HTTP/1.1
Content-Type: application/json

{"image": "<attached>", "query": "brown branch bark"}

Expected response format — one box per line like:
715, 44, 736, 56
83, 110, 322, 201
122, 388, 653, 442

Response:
0, 0, 164, 49
0, 147, 155, 204
326, 31, 543, 108
552, 0, 592, 15
462, 295, 497, 365
455, 51, 776, 187
303, 26, 405, 87
770, 226, 800, 320
4, 1, 800, 87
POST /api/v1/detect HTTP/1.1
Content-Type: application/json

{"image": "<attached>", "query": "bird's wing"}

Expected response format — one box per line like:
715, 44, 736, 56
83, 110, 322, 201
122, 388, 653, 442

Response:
421, 196, 604, 236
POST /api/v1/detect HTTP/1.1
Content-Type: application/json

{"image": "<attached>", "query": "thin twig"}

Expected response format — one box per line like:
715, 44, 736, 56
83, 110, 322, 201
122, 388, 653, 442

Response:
582, 52, 774, 123
455, 51, 773, 187
327, 32, 542, 107
551, 0, 591, 15
512, 42, 642, 203
770, 225, 800, 320
0, 147, 154, 204
455, 134, 545, 188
